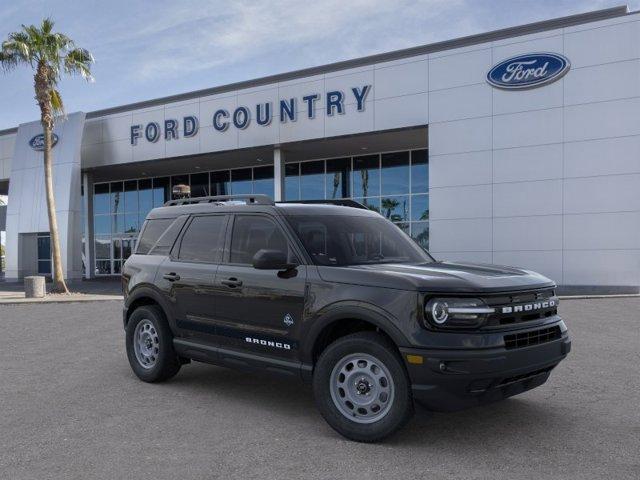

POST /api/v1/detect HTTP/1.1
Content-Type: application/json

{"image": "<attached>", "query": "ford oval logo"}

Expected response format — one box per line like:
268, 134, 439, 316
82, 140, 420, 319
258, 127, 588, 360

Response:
487, 53, 570, 90
29, 133, 59, 151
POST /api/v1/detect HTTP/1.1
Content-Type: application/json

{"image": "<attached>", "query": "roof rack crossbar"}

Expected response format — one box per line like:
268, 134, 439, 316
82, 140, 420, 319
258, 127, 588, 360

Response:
164, 194, 274, 207
277, 199, 369, 210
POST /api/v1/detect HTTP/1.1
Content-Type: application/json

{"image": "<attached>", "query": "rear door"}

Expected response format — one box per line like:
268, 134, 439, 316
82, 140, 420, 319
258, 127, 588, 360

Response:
157, 214, 229, 343
212, 214, 307, 361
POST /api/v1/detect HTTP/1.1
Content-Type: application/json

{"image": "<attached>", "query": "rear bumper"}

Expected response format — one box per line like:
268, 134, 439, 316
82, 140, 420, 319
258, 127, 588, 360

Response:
400, 330, 571, 412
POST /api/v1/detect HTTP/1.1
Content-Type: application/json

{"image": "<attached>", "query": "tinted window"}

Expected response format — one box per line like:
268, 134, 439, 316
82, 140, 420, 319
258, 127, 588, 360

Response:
136, 218, 174, 254
178, 215, 227, 263
230, 216, 290, 264
287, 215, 433, 266
149, 216, 188, 255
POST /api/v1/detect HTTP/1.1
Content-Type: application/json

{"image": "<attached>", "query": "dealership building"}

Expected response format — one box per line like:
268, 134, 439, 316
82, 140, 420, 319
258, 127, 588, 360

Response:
0, 5, 639, 293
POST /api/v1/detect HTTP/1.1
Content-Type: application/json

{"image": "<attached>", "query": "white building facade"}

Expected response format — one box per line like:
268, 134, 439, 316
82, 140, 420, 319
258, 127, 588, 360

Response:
0, 6, 638, 293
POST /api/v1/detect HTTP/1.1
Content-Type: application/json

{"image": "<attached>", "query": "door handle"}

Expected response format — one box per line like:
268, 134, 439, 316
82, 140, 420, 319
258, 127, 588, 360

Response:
221, 278, 243, 288
163, 272, 181, 282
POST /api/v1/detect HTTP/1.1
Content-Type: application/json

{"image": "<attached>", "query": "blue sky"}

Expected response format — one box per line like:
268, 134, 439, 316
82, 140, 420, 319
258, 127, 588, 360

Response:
0, 0, 638, 130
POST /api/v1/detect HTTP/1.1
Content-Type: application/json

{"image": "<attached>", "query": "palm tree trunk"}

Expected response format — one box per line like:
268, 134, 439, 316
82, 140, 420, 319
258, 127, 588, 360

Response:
35, 64, 68, 294
43, 123, 68, 293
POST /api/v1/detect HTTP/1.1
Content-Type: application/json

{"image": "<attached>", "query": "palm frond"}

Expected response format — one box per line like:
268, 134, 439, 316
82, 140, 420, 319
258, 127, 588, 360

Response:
64, 47, 94, 81
50, 88, 64, 116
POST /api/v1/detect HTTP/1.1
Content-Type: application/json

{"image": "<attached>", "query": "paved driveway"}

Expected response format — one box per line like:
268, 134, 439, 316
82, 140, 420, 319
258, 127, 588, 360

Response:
0, 298, 638, 479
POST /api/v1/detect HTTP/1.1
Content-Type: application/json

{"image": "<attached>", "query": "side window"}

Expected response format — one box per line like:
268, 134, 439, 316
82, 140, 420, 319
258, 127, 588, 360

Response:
230, 216, 290, 264
178, 215, 227, 263
136, 218, 174, 254
149, 215, 188, 255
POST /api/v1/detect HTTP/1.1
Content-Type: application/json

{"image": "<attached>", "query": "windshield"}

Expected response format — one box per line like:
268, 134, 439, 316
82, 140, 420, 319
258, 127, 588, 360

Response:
286, 214, 434, 266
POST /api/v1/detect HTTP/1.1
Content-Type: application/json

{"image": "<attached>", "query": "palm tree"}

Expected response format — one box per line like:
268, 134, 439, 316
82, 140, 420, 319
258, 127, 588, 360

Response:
0, 18, 93, 293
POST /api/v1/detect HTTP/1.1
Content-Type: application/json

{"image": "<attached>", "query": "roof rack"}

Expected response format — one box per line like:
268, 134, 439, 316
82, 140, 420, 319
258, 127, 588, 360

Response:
277, 199, 369, 210
164, 194, 274, 207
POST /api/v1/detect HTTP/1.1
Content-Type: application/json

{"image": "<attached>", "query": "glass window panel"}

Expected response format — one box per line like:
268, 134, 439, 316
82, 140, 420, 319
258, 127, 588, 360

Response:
211, 170, 230, 196
94, 215, 111, 235
94, 183, 110, 214
95, 236, 110, 259
149, 216, 188, 256
326, 158, 351, 199
153, 177, 170, 207
112, 214, 124, 234
110, 182, 123, 214
95, 260, 111, 275
171, 175, 190, 199
411, 149, 429, 193
395, 222, 410, 235
230, 215, 291, 264
231, 168, 252, 194
37, 235, 51, 260
138, 178, 153, 221
300, 161, 325, 200
124, 213, 139, 233
113, 238, 122, 259
353, 197, 380, 213
411, 194, 429, 221
124, 180, 138, 212
190, 172, 209, 198
253, 166, 274, 197
353, 155, 380, 198
285, 163, 300, 201
179, 215, 227, 263
122, 238, 134, 260
381, 196, 409, 222
136, 218, 175, 255
113, 261, 122, 274
411, 222, 429, 250
381, 151, 410, 195
38, 260, 52, 275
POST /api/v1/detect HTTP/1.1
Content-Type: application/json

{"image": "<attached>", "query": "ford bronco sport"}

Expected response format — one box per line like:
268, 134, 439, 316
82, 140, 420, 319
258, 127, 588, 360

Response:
122, 194, 571, 442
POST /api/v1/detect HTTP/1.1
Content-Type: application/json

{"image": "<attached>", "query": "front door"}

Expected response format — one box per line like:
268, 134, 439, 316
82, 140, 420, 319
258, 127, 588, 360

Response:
213, 214, 307, 361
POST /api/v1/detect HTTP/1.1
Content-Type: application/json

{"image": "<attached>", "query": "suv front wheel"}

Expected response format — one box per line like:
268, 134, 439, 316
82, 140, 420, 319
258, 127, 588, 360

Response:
125, 305, 181, 383
313, 331, 414, 442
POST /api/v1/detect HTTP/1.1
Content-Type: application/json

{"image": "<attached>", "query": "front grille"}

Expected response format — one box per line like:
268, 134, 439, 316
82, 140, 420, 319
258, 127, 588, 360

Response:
483, 289, 558, 327
503, 326, 561, 350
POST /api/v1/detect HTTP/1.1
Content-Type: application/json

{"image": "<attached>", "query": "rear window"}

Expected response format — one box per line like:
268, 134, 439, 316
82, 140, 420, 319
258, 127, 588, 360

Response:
136, 217, 177, 255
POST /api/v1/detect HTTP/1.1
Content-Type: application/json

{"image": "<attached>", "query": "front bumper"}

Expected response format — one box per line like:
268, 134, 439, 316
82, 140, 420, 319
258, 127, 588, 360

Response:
400, 326, 571, 412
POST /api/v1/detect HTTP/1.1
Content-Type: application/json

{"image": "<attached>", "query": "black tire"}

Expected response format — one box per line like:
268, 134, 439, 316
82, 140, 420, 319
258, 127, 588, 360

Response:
313, 331, 414, 442
125, 305, 181, 383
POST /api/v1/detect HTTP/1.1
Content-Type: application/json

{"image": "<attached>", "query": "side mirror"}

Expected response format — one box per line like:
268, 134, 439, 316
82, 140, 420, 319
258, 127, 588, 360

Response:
252, 249, 297, 270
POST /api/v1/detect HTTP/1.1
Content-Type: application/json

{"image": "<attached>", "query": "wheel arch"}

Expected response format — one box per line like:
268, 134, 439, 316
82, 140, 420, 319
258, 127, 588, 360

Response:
302, 303, 410, 366
124, 285, 172, 329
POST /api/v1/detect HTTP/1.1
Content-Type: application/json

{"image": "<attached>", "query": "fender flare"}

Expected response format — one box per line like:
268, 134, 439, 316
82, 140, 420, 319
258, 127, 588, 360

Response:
300, 302, 411, 364
124, 284, 173, 329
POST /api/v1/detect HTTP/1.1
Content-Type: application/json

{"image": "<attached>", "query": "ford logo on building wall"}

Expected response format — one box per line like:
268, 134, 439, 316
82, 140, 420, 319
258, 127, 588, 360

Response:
487, 53, 570, 90
29, 133, 59, 151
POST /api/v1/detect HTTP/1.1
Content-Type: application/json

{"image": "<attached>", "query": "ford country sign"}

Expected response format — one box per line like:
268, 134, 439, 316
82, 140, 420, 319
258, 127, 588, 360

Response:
29, 133, 59, 151
487, 53, 570, 90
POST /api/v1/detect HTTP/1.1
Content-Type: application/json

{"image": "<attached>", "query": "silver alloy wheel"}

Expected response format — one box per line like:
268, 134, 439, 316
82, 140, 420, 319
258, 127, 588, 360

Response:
329, 353, 395, 424
133, 319, 160, 369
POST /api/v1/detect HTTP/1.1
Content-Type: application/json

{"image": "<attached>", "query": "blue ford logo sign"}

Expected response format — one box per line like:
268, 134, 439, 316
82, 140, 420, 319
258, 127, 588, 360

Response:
29, 133, 59, 151
487, 53, 570, 90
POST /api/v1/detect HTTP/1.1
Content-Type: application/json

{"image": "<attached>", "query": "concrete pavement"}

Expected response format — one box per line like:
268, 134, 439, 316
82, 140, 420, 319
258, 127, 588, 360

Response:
0, 298, 638, 479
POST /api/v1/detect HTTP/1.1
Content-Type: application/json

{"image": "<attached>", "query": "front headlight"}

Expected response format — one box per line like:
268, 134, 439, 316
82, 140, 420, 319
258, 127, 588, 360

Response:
424, 298, 494, 328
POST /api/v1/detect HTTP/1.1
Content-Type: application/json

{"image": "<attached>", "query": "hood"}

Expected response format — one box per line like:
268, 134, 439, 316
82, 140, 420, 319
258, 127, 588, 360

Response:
317, 261, 555, 293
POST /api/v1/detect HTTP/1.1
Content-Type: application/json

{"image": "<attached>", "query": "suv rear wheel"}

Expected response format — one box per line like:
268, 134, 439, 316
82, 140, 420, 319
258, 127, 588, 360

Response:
126, 305, 181, 382
313, 331, 414, 442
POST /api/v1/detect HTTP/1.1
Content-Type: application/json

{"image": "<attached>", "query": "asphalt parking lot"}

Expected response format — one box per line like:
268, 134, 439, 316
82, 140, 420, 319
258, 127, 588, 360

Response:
0, 298, 638, 480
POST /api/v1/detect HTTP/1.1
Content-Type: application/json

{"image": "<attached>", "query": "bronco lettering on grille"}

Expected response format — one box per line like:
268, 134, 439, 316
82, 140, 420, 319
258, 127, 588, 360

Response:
501, 299, 556, 314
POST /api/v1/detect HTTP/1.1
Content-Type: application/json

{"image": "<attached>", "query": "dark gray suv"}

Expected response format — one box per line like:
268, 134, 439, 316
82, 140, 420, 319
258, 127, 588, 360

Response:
122, 194, 571, 442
